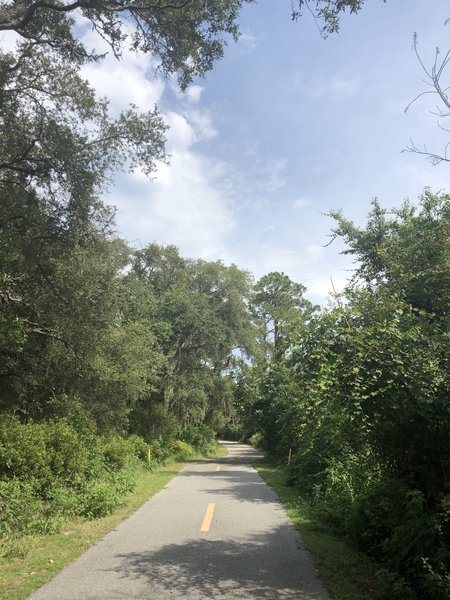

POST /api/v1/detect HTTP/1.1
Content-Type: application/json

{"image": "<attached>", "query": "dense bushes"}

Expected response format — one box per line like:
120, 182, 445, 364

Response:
0, 415, 213, 558
289, 440, 450, 598
179, 425, 216, 454
0, 417, 138, 550
253, 294, 450, 599
239, 194, 450, 599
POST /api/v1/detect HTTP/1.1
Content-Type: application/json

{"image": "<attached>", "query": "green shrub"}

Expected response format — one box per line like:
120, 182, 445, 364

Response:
312, 450, 381, 532
44, 483, 80, 520
287, 431, 330, 496
100, 434, 136, 470
109, 463, 139, 495
351, 480, 450, 599
180, 425, 215, 453
248, 432, 263, 448
0, 415, 151, 538
383, 491, 450, 600
0, 416, 51, 485
148, 436, 172, 463
127, 434, 149, 461
288, 439, 450, 600
219, 422, 243, 441
352, 478, 412, 557
376, 568, 417, 600
0, 416, 94, 489
171, 440, 194, 461
42, 420, 91, 484
0, 480, 44, 537
79, 481, 120, 519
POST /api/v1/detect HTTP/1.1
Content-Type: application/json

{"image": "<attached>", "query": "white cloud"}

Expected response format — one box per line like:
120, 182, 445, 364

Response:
222, 234, 354, 306
81, 56, 164, 115
75, 18, 235, 261
171, 82, 206, 104
163, 108, 217, 152
239, 245, 301, 281
185, 85, 205, 103
258, 224, 276, 234
238, 32, 260, 51
186, 109, 218, 141
251, 243, 324, 277
113, 150, 235, 260
312, 165, 327, 175
78, 23, 164, 115
300, 75, 360, 101
106, 95, 235, 260
261, 158, 287, 192
329, 76, 360, 99
164, 112, 197, 151
292, 198, 311, 209
305, 244, 325, 261
395, 160, 449, 198
306, 275, 348, 305
0, 31, 21, 52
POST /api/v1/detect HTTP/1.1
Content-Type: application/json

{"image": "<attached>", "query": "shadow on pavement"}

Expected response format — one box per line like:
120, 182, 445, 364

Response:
217, 440, 265, 464
114, 525, 328, 599
180, 442, 276, 506
179, 468, 278, 505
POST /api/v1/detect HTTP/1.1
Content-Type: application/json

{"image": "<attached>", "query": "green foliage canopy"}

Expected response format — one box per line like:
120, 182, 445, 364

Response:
0, 0, 254, 88
239, 192, 450, 599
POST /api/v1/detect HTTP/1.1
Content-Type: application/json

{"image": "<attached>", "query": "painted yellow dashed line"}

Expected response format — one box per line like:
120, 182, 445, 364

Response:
200, 503, 215, 532
215, 465, 221, 472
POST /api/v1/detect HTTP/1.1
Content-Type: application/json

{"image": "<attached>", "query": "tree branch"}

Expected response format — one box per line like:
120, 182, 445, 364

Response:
404, 32, 450, 165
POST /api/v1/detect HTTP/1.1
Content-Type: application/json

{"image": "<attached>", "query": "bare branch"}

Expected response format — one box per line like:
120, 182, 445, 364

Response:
404, 89, 436, 114
403, 138, 450, 166
405, 32, 450, 165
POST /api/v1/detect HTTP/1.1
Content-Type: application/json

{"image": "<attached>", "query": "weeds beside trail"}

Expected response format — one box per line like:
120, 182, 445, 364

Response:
256, 461, 380, 600
0, 422, 226, 600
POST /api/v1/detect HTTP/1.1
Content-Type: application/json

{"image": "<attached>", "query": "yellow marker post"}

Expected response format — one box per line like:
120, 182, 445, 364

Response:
148, 447, 152, 463
200, 503, 215, 532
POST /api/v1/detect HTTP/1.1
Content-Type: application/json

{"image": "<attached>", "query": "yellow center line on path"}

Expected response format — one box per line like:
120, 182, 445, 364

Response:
200, 503, 216, 532
215, 465, 221, 471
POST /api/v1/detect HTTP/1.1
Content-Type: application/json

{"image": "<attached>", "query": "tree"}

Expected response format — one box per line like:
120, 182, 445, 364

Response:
291, 1, 372, 36
0, 0, 259, 432
128, 244, 255, 432
0, 201, 167, 429
0, 33, 167, 426
237, 194, 450, 598
0, 0, 253, 89
328, 191, 450, 317
252, 271, 315, 361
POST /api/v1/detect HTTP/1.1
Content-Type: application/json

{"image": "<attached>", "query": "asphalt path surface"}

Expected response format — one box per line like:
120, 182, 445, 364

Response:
29, 441, 330, 599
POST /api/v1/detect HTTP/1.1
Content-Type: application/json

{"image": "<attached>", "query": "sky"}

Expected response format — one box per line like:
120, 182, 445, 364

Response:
23, 1, 450, 305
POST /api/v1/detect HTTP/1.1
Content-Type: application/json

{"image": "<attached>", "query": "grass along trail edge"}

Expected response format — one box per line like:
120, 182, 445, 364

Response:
255, 460, 381, 600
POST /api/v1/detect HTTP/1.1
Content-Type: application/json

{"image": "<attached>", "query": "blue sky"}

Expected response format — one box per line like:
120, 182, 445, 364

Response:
78, 0, 449, 305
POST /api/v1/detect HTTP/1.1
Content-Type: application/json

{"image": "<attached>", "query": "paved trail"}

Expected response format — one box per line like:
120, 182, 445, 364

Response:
29, 441, 330, 599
